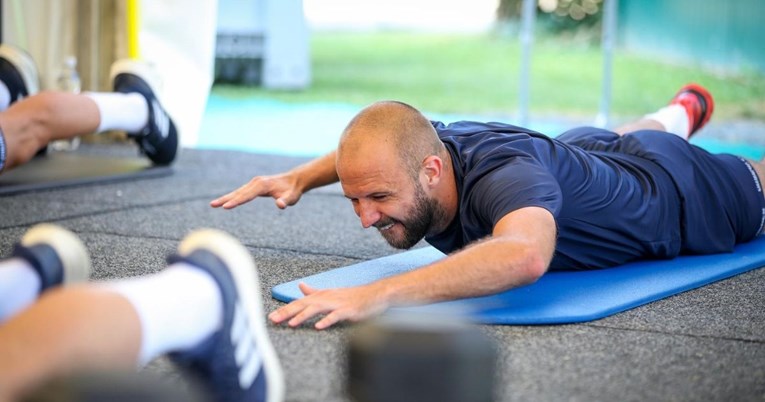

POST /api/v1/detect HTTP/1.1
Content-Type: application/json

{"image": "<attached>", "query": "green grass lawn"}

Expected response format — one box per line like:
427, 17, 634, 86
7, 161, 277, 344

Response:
213, 32, 765, 121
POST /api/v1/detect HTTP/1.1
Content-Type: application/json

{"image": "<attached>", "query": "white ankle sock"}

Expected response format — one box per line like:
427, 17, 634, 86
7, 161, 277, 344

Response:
0, 258, 41, 323
102, 262, 223, 367
84, 92, 149, 133
643, 104, 690, 140
0, 81, 12, 111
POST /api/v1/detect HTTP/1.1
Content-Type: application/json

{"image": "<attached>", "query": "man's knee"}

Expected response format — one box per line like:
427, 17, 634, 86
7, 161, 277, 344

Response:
6, 91, 62, 142
25, 91, 62, 126
0, 94, 58, 169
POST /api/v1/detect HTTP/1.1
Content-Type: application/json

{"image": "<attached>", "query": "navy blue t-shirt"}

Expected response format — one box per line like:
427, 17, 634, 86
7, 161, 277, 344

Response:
424, 121, 683, 270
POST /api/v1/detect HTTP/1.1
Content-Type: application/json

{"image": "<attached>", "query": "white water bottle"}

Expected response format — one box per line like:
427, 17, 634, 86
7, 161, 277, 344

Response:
51, 56, 82, 151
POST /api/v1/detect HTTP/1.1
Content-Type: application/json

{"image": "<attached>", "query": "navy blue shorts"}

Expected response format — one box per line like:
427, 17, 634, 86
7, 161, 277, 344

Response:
558, 127, 764, 255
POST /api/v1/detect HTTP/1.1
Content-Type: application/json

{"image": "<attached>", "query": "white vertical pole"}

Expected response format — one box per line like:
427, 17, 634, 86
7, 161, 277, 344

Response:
596, 0, 618, 128
518, 0, 536, 127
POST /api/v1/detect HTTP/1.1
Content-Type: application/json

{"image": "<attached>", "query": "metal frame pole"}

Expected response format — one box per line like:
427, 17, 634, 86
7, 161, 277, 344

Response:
596, 0, 618, 128
518, 0, 536, 127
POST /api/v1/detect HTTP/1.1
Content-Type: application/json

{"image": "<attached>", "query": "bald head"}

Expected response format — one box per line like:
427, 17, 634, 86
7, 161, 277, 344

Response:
338, 101, 444, 180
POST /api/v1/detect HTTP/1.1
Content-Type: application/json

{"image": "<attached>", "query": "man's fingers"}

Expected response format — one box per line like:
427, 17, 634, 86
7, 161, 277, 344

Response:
269, 285, 381, 330
315, 311, 345, 330
276, 190, 301, 209
274, 196, 295, 209
269, 287, 333, 327
210, 188, 251, 209
210, 192, 235, 208
287, 304, 325, 327
269, 302, 302, 324
269, 299, 326, 327
212, 175, 302, 210
298, 282, 317, 295
269, 297, 317, 324
216, 195, 245, 210
222, 193, 254, 209
211, 179, 270, 209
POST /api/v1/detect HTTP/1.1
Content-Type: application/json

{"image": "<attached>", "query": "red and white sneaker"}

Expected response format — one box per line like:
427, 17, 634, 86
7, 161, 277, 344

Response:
669, 83, 715, 138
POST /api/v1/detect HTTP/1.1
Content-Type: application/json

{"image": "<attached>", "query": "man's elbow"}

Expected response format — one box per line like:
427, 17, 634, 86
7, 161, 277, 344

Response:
516, 247, 549, 286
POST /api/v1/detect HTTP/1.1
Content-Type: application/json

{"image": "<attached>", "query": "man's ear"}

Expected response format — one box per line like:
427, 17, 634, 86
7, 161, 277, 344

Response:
421, 155, 443, 186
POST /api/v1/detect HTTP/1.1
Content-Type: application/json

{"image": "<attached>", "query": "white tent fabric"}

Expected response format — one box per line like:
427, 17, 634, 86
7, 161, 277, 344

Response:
140, 0, 218, 147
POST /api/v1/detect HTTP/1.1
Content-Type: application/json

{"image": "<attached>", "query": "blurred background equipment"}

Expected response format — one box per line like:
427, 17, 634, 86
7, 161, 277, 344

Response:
215, 0, 310, 89
348, 314, 497, 402
50, 55, 82, 151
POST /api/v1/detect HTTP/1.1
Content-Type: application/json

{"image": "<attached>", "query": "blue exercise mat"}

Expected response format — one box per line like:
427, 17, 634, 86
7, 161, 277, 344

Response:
272, 236, 765, 324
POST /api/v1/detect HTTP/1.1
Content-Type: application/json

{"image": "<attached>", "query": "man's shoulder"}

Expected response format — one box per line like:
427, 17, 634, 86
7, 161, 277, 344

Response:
432, 120, 542, 138
435, 120, 556, 166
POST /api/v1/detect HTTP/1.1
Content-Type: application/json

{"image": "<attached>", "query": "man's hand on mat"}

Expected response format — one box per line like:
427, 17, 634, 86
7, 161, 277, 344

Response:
269, 282, 389, 330
210, 173, 303, 210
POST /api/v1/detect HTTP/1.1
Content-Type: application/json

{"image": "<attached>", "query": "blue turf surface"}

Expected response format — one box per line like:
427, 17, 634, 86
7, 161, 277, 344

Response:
198, 96, 765, 159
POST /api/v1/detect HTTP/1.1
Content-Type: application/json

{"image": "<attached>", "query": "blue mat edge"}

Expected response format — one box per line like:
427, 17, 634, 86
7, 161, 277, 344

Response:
473, 254, 762, 325
272, 237, 765, 325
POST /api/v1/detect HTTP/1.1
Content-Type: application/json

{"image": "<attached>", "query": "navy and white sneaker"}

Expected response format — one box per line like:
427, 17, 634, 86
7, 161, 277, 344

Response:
168, 229, 284, 402
12, 224, 91, 292
0, 44, 47, 156
0, 44, 39, 105
110, 60, 178, 165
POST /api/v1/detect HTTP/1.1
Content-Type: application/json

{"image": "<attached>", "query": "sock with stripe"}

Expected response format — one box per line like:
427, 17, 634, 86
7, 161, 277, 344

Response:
101, 262, 223, 366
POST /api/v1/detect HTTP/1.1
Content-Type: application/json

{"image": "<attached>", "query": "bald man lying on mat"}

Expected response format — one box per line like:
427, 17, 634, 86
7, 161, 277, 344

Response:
214, 84, 764, 330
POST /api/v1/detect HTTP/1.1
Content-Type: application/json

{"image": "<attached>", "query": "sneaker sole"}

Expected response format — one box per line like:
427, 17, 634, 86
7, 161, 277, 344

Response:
20, 224, 90, 285
0, 44, 40, 96
178, 229, 285, 402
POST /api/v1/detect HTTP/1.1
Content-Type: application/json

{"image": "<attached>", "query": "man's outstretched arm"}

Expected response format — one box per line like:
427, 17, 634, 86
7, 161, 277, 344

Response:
269, 206, 556, 329
210, 150, 339, 210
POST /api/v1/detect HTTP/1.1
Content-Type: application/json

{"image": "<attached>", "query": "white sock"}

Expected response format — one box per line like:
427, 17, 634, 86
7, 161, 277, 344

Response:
644, 104, 690, 140
0, 81, 12, 111
0, 258, 42, 323
102, 263, 223, 367
84, 92, 149, 134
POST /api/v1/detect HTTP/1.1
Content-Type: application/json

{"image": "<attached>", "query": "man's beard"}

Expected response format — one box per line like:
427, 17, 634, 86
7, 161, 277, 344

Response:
376, 184, 444, 249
